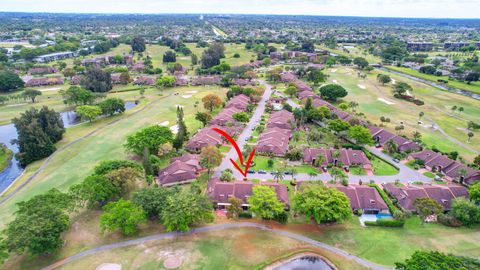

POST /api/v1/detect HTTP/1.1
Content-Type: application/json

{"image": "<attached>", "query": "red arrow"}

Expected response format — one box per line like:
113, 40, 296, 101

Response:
211, 127, 256, 177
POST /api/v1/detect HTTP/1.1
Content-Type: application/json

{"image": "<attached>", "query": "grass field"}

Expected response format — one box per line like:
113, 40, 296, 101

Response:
371, 156, 399, 176
326, 66, 480, 161
0, 85, 227, 230
386, 66, 480, 95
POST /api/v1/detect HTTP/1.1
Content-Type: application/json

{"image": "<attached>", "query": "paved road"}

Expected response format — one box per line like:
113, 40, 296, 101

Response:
213, 80, 273, 179
0, 94, 173, 205
42, 222, 391, 270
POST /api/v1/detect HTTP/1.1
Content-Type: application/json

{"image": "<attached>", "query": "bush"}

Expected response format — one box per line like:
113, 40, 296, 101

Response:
239, 211, 253, 218
274, 211, 288, 224
369, 183, 404, 219
438, 214, 463, 227
365, 219, 405, 227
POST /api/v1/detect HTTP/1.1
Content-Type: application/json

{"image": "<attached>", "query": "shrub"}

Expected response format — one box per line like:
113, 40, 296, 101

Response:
239, 211, 253, 218
274, 211, 288, 224
364, 219, 405, 227
369, 183, 404, 219
438, 214, 463, 227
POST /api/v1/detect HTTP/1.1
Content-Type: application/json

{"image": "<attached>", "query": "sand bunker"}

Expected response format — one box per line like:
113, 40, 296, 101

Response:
95, 263, 122, 270
406, 90, 413, 96
174, 104, 184, 108
186, 90, 198, 94
332, 80, 338, 83
170, 125, 179, 134
182, 95, 192, 99
357, 84, 366, 89
330, 69, 337, 73
159, 121, 170, 126
378, 98, 395, 105
163, 257, 183, 269
6, 103, 27, 107
39, 87, 61, 92
391, 78, 396, 84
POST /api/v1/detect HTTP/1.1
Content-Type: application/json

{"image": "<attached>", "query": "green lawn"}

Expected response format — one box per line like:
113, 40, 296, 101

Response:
371, 156, 399, 176
326, 66, 480, 161
423, 171, 436, 178
251, 155, 320, 175
349, 166, 367, 175
297, 216, 480, 267
386, 66, 480, 95
0, 85, 228, 230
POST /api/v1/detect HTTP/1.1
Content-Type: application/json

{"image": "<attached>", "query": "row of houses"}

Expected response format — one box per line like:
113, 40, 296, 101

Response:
409, 150, 480, 186
256, 110, 295, 156
185, 94, 252, 153
27, 66, 59, 75
405, 42, 480, 52
303, 148, 372, 172
81, 54, 134, 66
270, 51, 323, 62
22, 76, 64, 87
383, 183, 468, 212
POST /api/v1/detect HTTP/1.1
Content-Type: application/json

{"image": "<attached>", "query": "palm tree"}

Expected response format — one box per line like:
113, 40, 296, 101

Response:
308, 171, 318, 180
418, 111, 424, 121
273, 169, 284, 183
313, 154, 326, 167
457, 168, 468, 184
290, 168, 297, 181
348, 101, 359, 113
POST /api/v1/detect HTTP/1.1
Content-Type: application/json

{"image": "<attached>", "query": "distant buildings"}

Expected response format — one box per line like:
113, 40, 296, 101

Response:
407, 42, 434, 52
34, 51, 76, 63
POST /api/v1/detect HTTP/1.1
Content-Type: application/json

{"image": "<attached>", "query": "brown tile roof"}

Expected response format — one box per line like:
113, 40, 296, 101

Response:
332, 184, 388, 211
369, 125, 420, 152
157, 160, 198, 186
186, 125, 241, 152
134, 76, 156, 85
191, 76, 221, 86
225, 94, 250, 111
25, 76, 64, 87
303, 148, 371, 167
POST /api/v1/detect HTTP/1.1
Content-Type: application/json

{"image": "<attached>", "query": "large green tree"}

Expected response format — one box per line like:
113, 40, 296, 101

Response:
59, 86, 97, 105
124, 125, 174, 156
131, 36, 146, 52
22, 89, 42, 103
100, 199, 147, 236
81, 68, 112, 93
294, 183, 352, 224
4, 189, 74, 255
13, 106, 65, 166
319, 84, 348, 102
76, 105, 102, 122
469, 182, 480, 204
132, 187, 175, 220
0, 70, 24, 92
450, 197, 480, 226
98, 98, 125, 116
247, 185, 285, 220
414, 197, 443, 224
161, 190, 214, 232
69, 174, 120, 209
395, 250, 480, 270
348, 125, 374, 145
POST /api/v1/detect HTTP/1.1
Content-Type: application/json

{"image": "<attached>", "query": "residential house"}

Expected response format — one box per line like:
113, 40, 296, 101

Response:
207, 181, 290, 210
266, 110, 294, 130
34, 51, 76, 63
369, 126, 421, 152
186, 125, 241, 152
383, 183, 468, 211
303, 148, 372, 170
27, 67, 58, 75
332, 184, 389, 214
157, 154, 202, 186
256, 127, 292, 156
24, 76, 64, 87
134, 76, 156, 86
191, 76, 222, 86
225, 94, 251, 111
409, 150, 480, 185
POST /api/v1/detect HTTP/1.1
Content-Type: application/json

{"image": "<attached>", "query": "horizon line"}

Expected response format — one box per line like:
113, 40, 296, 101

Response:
0, 11, 479, 20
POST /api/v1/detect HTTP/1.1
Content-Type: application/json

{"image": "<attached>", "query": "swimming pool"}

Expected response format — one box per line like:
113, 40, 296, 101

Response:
376, 213, 394, 219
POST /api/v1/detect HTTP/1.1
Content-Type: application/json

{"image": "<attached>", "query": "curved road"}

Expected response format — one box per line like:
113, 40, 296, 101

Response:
42, 222, 391, 270
0, 93, 172, 205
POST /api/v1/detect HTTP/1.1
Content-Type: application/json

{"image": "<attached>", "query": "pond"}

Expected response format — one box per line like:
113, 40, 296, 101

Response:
0, 101, 137, 194
270, 255, 334, 270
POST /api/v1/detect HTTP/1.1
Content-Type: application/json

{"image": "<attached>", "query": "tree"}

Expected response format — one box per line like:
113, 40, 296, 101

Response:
119, 71, 131, 84
195, 111, 212, 127
450, 197, 480, 226
156, 75, 176, 88
395, 251, 480, 270
97, 98, 125, 116
13, 107, 65, 166
105, 167, 144, 195
94, 159, 144, 176
162, 50, 176, 63
131, 36, 146, 52
0, 70, 24, 92
474, 155, 480, 167
76, 105, 102, 122
418, 112, 424, 121
4, 189, 74, 255
132, 187, 173, 220
59, 86, 96, 105
294, 183, 351, 224
414, 197, 443, 224
465, 72, 480, 84
232, 112, 250, 122
81, 68, 112, 92
393, 82, 412, 96
100, 199, 146, 236
272, 169, 284, 183
338, 102, 348, 111
348, 125, 374, 145
307, 69, 326, 85
201, 42, 225, 69
248, 186, 285, 220
377, 74, 392, 85
348, 101, 359, 112
220, 169, 234, 182
124, 125, 174, 156
226, 196, 242, 219
328, 119, 350, 133
467, 132, 474, 142
307, 106, 330, 122
161, 190, 213, 232
200, 146, 222, 177
70, 174, 120, 209
202, 94, 222, 112
353, 57, 369, 69
285, 85, 298, 97
266, 67, 282, 83
21, 89, 42, 103
319, 84, 348, 102
191, 53, 198, 65
173, 106, 188, 151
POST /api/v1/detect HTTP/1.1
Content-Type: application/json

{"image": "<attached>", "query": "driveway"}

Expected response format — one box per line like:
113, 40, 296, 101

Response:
213, 80, 273, 179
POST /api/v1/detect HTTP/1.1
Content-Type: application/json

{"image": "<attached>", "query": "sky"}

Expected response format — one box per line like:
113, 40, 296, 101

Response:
1, 0, 480, 19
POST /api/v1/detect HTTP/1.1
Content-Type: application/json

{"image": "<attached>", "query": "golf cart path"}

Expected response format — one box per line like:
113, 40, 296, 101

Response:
42, 222, 391, 270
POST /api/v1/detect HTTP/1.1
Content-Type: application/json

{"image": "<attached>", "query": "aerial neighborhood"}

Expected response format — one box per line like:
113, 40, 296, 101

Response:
0, 7, 479, 270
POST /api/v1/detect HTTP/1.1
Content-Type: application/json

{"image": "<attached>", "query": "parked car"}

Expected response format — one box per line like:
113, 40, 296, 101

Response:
247, 170, 256, 174
258, 170, 267, 174
284, 171, 292, 175
393, 158, 400, 163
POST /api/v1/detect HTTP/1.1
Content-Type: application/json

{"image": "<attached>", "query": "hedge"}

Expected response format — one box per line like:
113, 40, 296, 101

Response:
365, 219, 405, 227
368, 183, 403, 216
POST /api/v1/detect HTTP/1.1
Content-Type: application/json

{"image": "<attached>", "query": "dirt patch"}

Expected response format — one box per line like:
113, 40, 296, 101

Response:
357, 84, 366, 89
377, 98, 395, 105
182, 95, 192, 99
39, 87, 61, 92
159, 121, 170, 126
163, 257, 183, 269
95, 263, 122, 270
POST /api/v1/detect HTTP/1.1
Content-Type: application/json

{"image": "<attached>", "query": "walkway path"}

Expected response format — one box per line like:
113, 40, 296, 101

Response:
0, 94, 172, 205
425, 116, 479, 155
42, 222, 391, 270
213, 80, 273, 179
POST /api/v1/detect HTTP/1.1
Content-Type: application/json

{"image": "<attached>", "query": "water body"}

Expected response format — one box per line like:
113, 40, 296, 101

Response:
272, 255, 334, 270
378, 67, 480, 101
0, 101, 137, 193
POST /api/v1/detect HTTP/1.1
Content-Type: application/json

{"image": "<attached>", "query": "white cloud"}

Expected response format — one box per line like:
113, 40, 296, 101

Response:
1, 0, 479, 18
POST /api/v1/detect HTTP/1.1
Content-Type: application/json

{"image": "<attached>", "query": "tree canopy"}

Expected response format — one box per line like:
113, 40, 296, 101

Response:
0, 70, 24, 93
395, 250, 480, 270
319, 84, 348, 102
247, 185, 285, 220
100, 199, 147, 236
81, 68, 112, 93
124, 125, 174, 156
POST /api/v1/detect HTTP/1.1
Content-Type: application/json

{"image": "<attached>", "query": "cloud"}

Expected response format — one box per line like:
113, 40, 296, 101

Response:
0, 0, 479, 18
